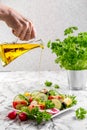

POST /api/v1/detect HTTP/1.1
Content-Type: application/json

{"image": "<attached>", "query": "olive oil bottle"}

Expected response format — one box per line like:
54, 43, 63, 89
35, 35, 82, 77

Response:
0, 42, 44, 66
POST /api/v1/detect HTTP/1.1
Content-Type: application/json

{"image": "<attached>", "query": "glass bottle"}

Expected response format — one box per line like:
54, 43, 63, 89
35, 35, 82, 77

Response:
0, 39, 44, 66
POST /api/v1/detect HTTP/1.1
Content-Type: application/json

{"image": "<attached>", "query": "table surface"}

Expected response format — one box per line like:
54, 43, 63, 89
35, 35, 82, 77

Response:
0, 70, 87, 130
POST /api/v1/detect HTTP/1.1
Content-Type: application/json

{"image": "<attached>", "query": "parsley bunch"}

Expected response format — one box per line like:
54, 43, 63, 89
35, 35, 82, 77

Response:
21, 106, 51, 124
75, 107, 87, 119
47, 26, 87, 70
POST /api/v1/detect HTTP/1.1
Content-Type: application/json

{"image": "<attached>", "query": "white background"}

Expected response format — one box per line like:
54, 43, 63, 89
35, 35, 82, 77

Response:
0, 0, 87, 71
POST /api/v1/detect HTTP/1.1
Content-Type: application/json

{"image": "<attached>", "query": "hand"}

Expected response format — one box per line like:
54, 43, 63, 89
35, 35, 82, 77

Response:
4, 8, 36, 41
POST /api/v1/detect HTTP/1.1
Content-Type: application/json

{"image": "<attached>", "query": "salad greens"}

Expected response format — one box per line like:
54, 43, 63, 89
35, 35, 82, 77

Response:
45, 100, 55, 109
8, 89, 77, 124
75, 107, 87, 119
47, 26, 87, 70
21, 106, 51, 124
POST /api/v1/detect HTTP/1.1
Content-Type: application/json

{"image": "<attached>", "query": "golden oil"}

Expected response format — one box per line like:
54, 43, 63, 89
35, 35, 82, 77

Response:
0, 43, 44, 66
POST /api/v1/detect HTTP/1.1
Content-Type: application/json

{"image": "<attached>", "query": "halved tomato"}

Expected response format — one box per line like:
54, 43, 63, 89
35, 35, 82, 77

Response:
48, 95, 63, 100
39, 104, 45, 109
13, 94, 28, 110
13, 100, 28, 109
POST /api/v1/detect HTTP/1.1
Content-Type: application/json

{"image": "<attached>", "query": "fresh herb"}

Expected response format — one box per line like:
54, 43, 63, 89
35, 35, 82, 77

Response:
53, 84, 60, 89
75, 107, 87, 119
42, 111, 52, 121
45, 80, 52, 87
21, 106, 51, 124
64, 26, 78, 35
45, 100, 55, 109
47, 26, 87, 70
44, 81, 60, 89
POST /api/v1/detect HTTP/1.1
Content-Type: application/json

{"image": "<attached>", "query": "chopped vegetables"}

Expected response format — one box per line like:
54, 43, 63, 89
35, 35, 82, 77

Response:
7, 89, 77, 124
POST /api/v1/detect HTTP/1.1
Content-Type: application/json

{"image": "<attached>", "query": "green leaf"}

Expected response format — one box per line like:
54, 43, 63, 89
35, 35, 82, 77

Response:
47, 40, 51, 48
53, 84, 60, 89
42, 111, 51, 121
45, 100, 55, 109
45, 80, 52, 87
75, 107, 87, 119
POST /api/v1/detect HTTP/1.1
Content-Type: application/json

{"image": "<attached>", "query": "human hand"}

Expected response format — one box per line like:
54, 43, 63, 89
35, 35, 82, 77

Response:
4, 8, 36, 41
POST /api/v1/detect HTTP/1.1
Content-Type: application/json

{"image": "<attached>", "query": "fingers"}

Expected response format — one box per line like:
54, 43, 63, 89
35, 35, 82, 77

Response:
4, 8, 36, 41
19, 22, 30, 41
31, 25, 36, 39
12, 20, 36, 41
23, 22, 36, 41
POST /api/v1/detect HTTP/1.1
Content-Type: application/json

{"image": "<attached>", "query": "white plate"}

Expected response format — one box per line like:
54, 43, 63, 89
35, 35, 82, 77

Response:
51, 107, 74, 119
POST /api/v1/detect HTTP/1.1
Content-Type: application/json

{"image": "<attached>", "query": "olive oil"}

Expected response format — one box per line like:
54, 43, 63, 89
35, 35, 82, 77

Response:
0, 43, 44, 66
38, 48, 43, 84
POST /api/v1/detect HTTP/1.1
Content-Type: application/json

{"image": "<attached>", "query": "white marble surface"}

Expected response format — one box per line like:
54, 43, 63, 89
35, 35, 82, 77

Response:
0, 70, 87, 130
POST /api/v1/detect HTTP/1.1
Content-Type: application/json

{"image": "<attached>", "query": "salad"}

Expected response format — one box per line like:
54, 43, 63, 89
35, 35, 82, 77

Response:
7, 89, 77, 124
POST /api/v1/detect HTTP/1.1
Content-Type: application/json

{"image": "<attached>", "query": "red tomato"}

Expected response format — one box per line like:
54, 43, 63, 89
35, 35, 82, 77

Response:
48, 96, 55, 100
13, 101, 27, 109
13, 101, 18, 108
39, 104, 45, 109
29, 97, 33, 103
48, 95, 63, 100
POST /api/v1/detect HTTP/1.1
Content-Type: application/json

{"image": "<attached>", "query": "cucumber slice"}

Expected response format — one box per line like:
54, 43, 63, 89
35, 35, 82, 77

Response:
13, 95, 21, 101
35, 93, 47, 102
18, 94, 29, 102
31, 91, 40, 99
14, 94, 28, 103
52, 99, 62, 110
